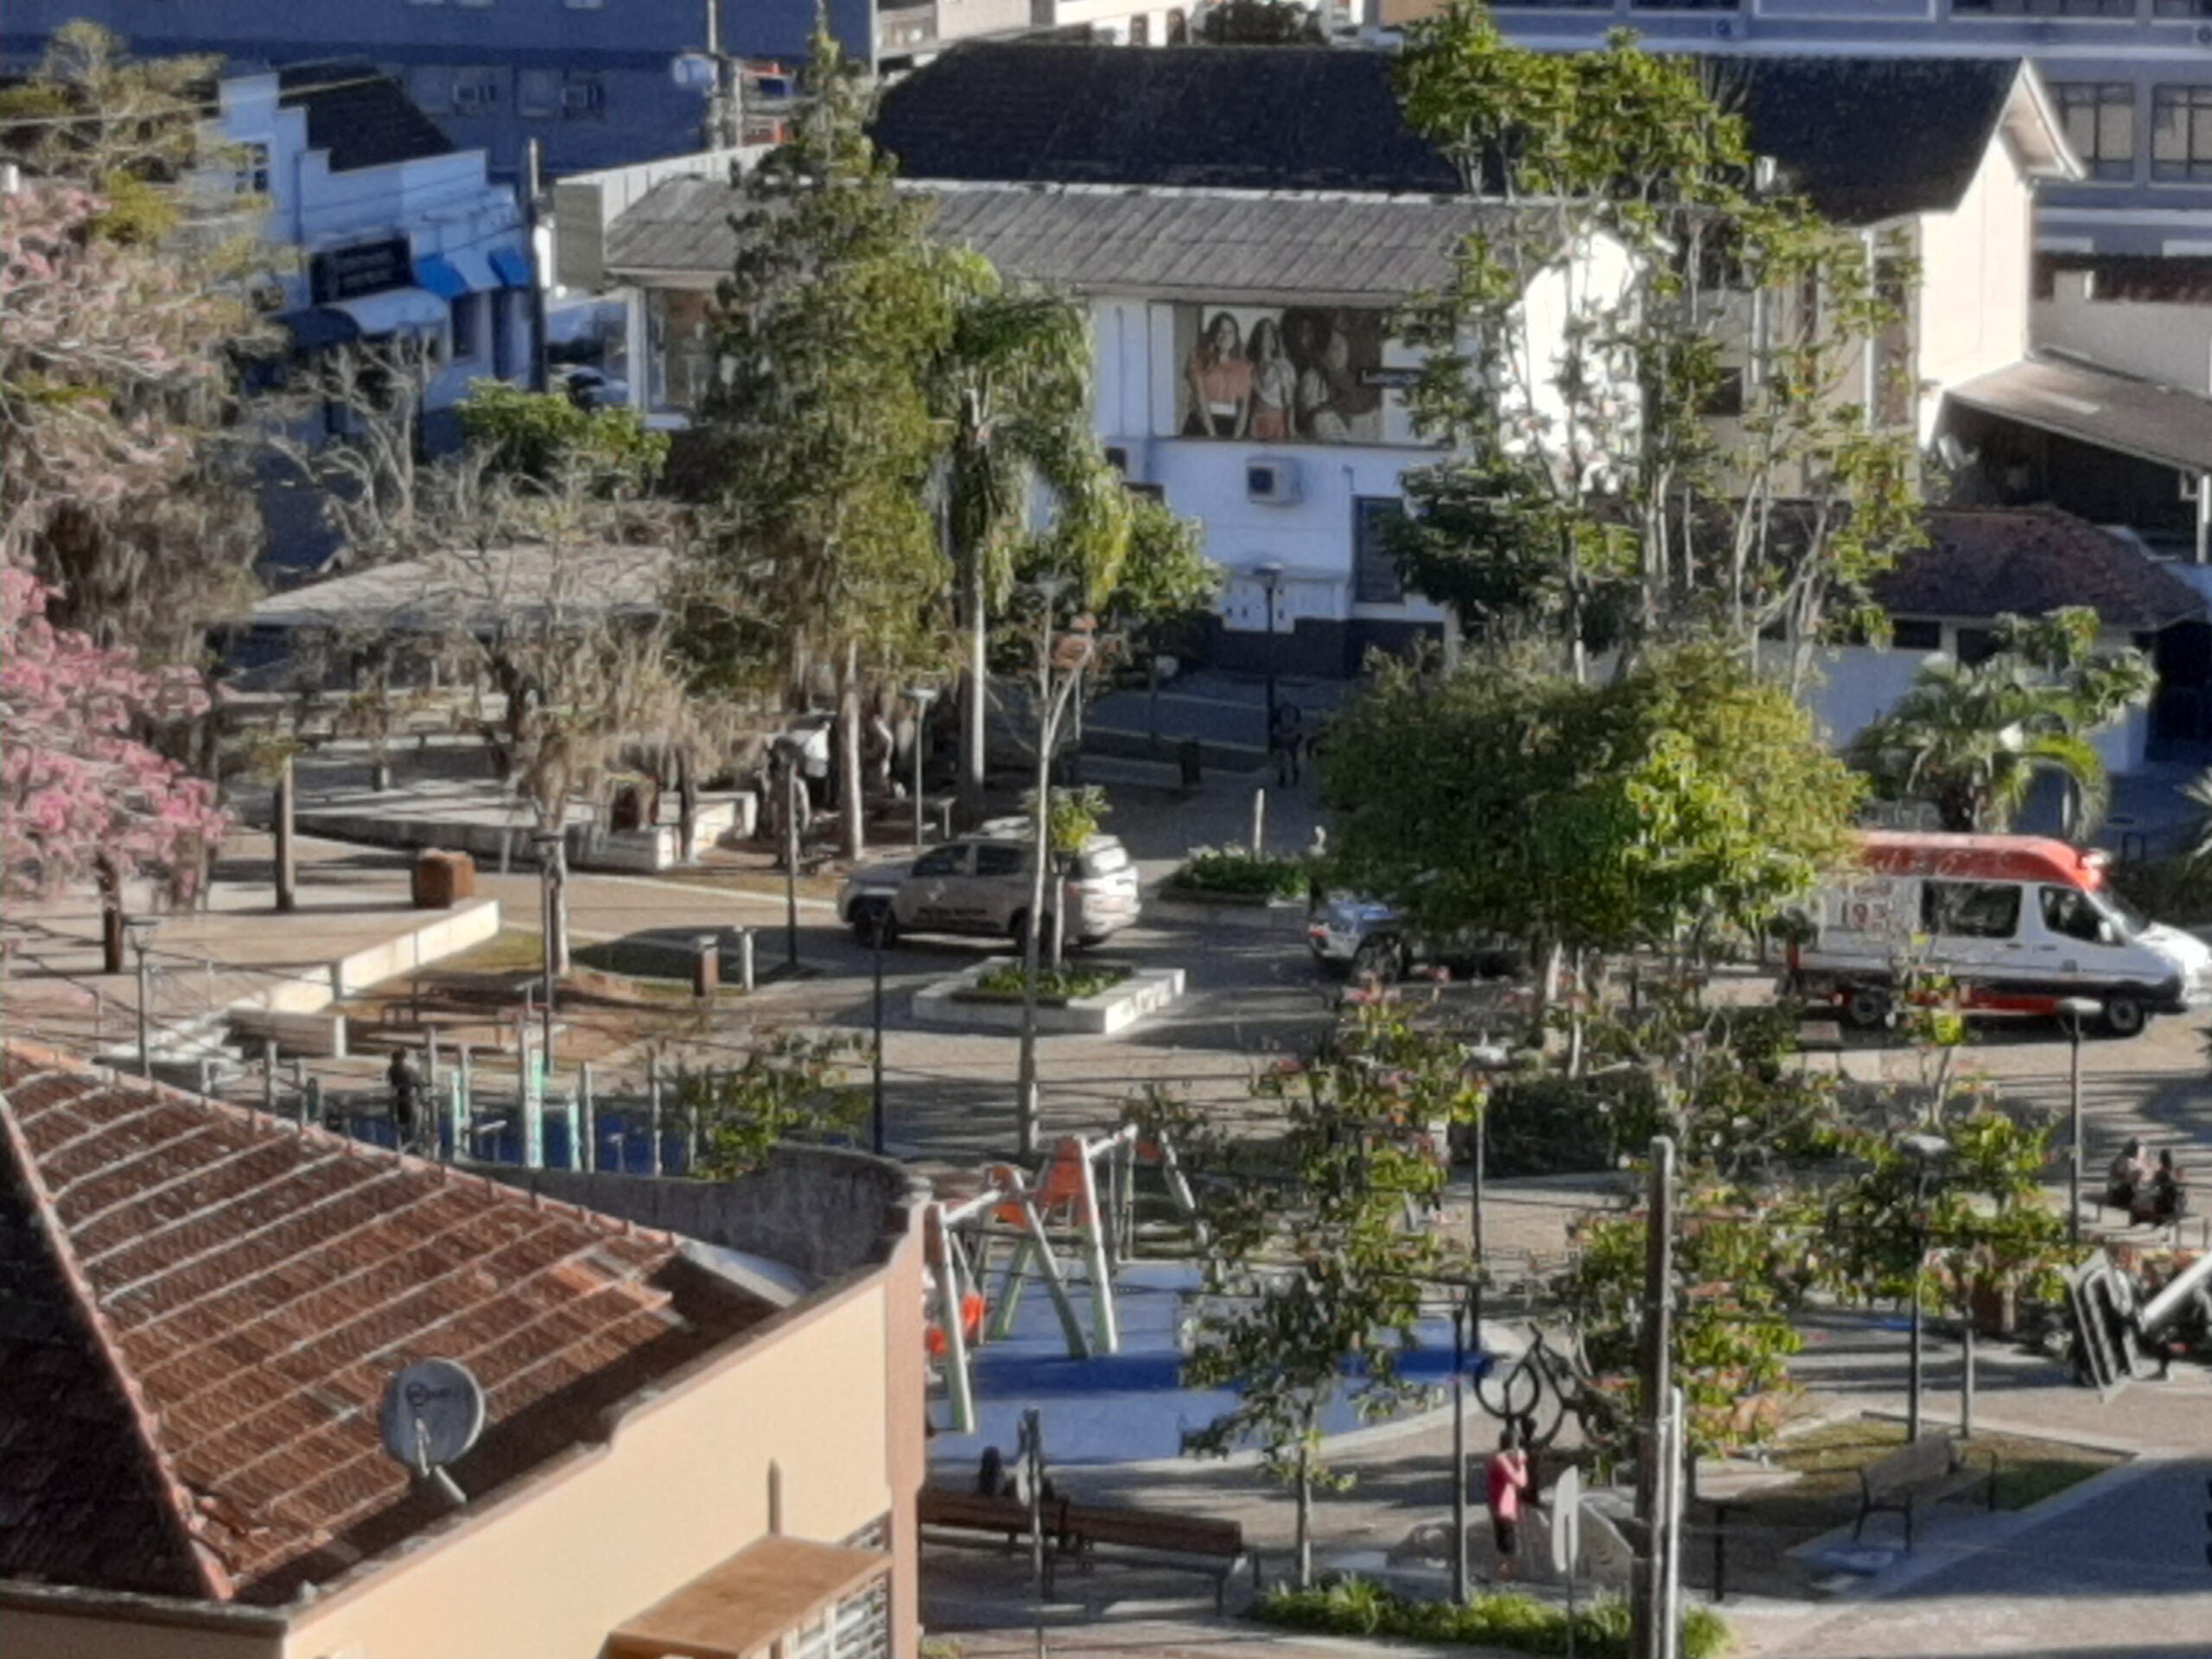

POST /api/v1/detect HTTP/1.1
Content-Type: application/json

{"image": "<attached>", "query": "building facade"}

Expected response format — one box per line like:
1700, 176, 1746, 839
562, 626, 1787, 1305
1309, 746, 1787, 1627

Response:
1385, 0, 2212, 257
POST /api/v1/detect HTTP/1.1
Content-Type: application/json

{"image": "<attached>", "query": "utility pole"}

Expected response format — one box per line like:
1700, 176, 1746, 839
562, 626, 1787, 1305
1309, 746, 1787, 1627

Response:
702, 0, 741, 150
1631, 1136, 1676, 1659
273, 750, 297, 913
1451, 1288, 1471, 1604
522, 138, 550, 394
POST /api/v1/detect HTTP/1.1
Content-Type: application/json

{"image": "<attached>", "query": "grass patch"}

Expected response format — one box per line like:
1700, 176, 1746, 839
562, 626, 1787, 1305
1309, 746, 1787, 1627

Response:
1256, 1580, 1729, 1659
970, 963, 1130, 1001
1766, 1417, 2120, 1512
435, 929, 552, 976
1170, 843, 1307, 901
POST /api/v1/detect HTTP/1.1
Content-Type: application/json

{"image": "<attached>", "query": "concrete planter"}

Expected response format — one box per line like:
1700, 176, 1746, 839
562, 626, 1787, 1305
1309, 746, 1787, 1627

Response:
911, 957, 1185, 1035
1147, 883, 1308, 933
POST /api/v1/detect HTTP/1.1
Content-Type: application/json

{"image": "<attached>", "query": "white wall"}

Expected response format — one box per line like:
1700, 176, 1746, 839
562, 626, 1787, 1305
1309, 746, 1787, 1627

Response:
2035, 271, 2212, 396
1916, 135, 2037, 441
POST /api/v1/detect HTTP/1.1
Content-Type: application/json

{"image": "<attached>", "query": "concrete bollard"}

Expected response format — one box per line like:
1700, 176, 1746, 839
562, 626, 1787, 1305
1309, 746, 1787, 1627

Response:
736, 928, 756, 994
693, 934, 720, 999
578, 1063, 596, 1173
1252, 786, 1267, 855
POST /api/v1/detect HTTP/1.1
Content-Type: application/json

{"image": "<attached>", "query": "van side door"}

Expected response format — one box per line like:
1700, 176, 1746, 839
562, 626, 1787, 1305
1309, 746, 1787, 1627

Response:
899, 843, 971, 930
1921, 878, 2023, 992
2036, 884, 2117, 995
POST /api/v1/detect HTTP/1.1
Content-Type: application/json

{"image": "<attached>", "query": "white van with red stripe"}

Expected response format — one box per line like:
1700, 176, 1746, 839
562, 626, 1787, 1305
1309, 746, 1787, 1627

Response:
1789, 831, 2212, 1037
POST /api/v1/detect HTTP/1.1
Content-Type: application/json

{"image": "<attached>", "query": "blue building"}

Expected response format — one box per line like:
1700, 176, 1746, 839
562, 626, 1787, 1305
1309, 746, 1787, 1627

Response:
0, 0, 864, 177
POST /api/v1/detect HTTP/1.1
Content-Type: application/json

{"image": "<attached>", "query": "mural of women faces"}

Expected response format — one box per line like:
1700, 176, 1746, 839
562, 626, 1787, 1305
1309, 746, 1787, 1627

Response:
1175, 304, 1386, 444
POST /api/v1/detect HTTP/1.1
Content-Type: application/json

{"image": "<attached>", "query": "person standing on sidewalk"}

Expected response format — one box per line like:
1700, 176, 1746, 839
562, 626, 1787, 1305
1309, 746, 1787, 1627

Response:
1270, 701, 1305, 787
1485, 1426, 1530, 1581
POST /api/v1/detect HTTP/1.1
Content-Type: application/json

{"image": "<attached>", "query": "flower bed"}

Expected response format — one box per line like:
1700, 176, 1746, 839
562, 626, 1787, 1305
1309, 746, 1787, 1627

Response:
1167, 843, 1308, 903
968, 963, 1132, 1003
1256, 1580, 1730, 1659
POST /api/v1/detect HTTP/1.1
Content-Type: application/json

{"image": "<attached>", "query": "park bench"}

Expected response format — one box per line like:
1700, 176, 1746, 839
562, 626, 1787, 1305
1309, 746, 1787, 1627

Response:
1852, 1433, 1998, 1552
1059, 1502, 1255, 1611
917, 1489, 1074, 1589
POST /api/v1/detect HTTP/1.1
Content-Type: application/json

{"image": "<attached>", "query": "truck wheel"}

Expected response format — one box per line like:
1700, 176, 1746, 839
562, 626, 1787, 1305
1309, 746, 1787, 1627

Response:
2101, 995, 2148, 1039
1351, 935, 1406, 986
1840, 986, 1891, 1032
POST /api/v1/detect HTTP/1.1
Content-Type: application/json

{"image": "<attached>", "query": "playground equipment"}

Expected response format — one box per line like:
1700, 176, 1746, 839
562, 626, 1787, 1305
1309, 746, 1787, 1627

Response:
925, 1123, 1202, 1433
2064, 1246, 2212, 1394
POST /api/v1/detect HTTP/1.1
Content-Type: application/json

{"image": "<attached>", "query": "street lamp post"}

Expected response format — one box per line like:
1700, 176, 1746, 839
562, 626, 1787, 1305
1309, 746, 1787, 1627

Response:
531, 830, 565, 1068
2059, 997, 2101, 1245
126, 915, 159, 1077
1899, 1131, 1953, 1443
1254, 562, 1285, 759
907, 685, 939, 849
870, 905, 888, 1155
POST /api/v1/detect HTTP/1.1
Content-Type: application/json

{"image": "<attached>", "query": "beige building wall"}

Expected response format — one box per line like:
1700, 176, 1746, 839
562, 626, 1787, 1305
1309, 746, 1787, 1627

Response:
2035, 275, 2212, 397
1916, 137, 2036, 438
283, 1274, 916, 1659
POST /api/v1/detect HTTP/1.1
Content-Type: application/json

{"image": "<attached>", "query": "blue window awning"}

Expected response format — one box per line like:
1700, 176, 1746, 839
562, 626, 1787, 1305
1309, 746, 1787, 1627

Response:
414, 254, 470, 300
489, 246, 534, 288
275, 307, 362, 351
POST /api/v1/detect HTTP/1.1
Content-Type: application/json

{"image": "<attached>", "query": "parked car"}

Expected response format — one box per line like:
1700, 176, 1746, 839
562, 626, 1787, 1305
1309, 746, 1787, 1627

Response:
838, 821, 1140, 947
1790, 830, 2212, 1036
1306, 887, 1522, 983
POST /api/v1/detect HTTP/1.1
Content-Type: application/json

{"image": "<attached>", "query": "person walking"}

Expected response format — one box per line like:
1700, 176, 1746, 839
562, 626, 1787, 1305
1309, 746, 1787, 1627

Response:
387, 1046, 423, 1152
1270, 700, 1305, 787
1485, 1426, 1531, 1582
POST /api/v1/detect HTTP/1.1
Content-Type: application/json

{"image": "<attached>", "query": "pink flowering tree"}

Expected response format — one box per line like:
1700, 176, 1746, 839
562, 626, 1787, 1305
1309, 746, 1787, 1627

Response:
2, 183, 231, 900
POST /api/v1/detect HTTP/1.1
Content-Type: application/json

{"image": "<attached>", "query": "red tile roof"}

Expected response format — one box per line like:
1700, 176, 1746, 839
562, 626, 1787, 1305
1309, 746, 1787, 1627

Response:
1875, 507, 2202, 632
0, 1043, 770, 1605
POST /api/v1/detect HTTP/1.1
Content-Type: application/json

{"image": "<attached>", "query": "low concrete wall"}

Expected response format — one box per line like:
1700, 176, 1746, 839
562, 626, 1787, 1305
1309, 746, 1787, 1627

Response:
330, 899, 502, 996
486, 1143, 924, 1281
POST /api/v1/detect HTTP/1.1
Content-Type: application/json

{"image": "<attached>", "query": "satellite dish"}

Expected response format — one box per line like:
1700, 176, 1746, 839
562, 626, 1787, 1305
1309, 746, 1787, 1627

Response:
378, 1358, 486, 1507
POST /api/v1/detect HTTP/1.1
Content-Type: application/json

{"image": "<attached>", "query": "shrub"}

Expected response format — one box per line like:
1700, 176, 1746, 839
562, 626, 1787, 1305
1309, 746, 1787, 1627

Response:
1173, 843, 1307, 900
971, 963, 1129, 1001
1255, 1580, 1730, 1658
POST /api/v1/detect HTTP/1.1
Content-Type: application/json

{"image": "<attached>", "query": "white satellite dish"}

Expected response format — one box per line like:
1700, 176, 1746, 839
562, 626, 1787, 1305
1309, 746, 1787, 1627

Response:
378, 1358, 486, 1507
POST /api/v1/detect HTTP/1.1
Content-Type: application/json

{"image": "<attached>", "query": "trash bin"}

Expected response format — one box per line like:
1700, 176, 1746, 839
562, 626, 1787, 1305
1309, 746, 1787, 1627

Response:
412, 849, 477, 909
1177, 738, 1204, 792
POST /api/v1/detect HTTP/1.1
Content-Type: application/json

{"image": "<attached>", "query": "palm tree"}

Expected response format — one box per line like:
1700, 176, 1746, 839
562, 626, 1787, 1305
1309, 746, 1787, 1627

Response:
1852, 609, 2155, 836
930, 264, 1128, 823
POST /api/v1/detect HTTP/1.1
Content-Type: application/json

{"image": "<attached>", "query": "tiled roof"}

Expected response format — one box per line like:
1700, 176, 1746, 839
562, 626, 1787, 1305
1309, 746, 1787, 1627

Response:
1876, 507, 2202, 631
603, 175, 1490, 299
868, 43, 2033, 224
277, 62, 455, 175
0, 1044, 770, 1605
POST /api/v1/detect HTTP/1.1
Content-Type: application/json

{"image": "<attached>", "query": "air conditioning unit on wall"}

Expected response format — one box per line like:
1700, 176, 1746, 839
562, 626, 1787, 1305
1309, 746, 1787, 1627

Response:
1245, 455, 1300, 505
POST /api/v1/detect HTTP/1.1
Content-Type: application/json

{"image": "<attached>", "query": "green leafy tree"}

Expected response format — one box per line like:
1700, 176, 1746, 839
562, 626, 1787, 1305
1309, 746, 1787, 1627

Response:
1321, 642, 1859, 999
1852, 607, 2155, 836
678, 17, 957, 858
1138, 997, 1478, 1586
683, 1033, 867, 1179
1391, 7, 1925, 677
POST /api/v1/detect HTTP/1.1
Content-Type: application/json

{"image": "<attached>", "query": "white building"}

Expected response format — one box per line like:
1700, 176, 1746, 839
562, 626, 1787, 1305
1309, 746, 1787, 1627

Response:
216, 63, 538, 436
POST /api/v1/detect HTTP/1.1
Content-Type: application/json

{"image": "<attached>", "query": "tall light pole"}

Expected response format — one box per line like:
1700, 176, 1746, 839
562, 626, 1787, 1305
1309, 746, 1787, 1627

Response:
1899, 1131, 1953, 1444
531, 829, 565, 1069
126, 915, 159, 1078
907, 685, 939, 849
1254, 561, 1285, 758
870, 904, 889, 1156
2059, 997, 2100, 1244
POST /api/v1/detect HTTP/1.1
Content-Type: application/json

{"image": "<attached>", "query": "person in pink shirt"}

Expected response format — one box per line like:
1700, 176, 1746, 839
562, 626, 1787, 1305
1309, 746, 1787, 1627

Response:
1484, 1427, 1531, 1580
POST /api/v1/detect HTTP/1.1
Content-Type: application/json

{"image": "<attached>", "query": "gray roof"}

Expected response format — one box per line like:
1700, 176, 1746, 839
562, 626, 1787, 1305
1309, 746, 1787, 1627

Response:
1947, 357, 2212, 477
251, 543, 672, 632
603, 175, 1491, 301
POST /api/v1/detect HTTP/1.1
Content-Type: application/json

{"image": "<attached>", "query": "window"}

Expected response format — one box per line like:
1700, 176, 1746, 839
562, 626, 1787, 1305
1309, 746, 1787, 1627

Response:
2052, 83, 2137, 181
1129, 12, 1150, 42
1890, 618, 1942, 652
2041, 886, 2108, 944
450, 294, 480, 362
1873, 256, 1913, 429
562, 72, 606, 119
1075, 844, 1130, 879
975, 844, 1027, 878
2153, 85, 2212, 182
1700, 366, 1746, 419
409, 66, 453, 113
452, 67, 503, 114
912, 846, 966, 877
2154, 0, 2212, 14
518, 68, 559, 117
232, 139, 270, 196
1352, 497, 1407, 605
1166, 8, 1189, 40
1923, 880, 2022, 940
566, 0, 606, 9
1955, 626, 2000, 666
1953, 0, 2134, 13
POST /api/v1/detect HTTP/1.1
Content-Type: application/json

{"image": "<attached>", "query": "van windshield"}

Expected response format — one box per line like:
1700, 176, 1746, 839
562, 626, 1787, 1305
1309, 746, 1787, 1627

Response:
2093, 889, 2146, 941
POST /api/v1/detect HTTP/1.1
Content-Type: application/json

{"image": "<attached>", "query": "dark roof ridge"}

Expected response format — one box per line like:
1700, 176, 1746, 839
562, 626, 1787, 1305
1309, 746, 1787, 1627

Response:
0, 1076, 232, 1600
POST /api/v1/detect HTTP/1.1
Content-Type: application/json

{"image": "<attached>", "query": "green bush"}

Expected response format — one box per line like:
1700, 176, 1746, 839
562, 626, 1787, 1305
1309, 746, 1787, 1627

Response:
1255, 1580, 1729, 1659
1173, 843, 1307, 900
2105, 855, 2212, 926
971, 963, 1129, 1001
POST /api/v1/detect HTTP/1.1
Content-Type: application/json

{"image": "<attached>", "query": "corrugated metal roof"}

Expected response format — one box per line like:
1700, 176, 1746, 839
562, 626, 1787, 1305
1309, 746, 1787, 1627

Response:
1948, 357, 2212, 477
0, 1043, 770, 1604
605, 176, 1487, 301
